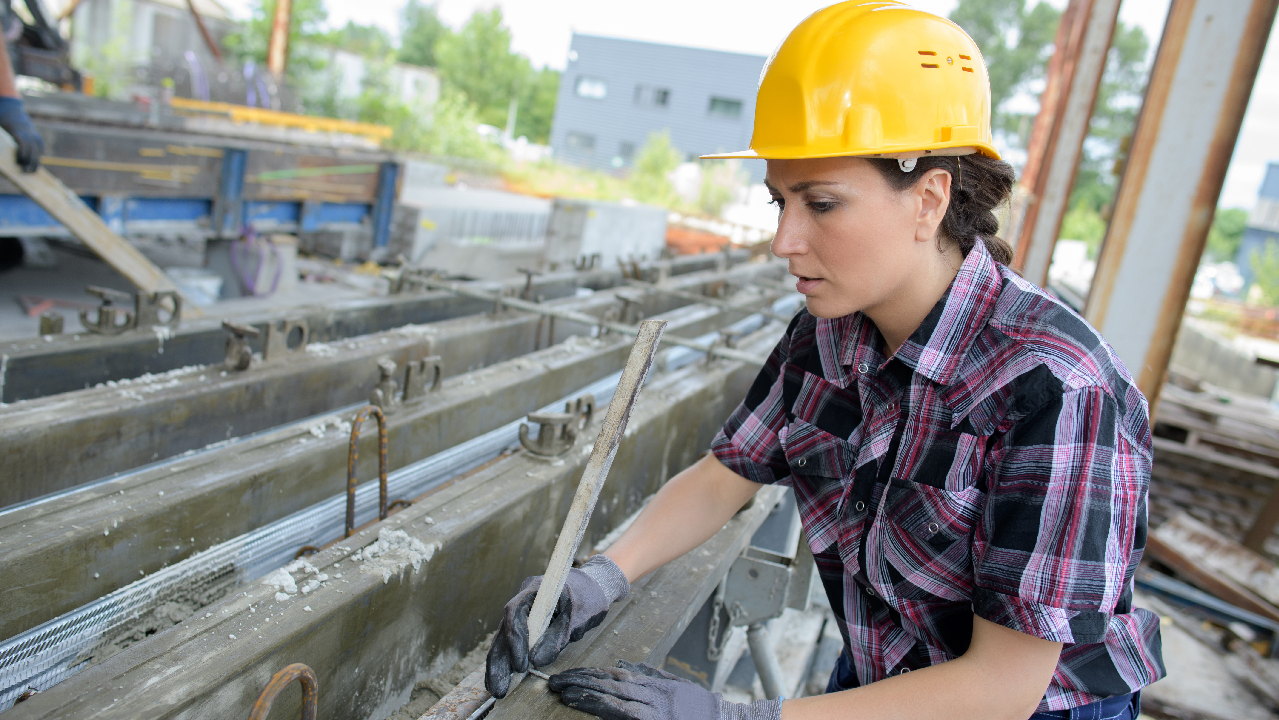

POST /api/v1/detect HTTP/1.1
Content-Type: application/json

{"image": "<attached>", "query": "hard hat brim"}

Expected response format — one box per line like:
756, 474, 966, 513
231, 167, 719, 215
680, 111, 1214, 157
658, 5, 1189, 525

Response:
700, 143, 1001, 162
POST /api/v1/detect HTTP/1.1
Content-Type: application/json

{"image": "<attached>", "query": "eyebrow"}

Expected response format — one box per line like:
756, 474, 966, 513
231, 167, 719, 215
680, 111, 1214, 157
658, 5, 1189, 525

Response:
763, 180, 841, 194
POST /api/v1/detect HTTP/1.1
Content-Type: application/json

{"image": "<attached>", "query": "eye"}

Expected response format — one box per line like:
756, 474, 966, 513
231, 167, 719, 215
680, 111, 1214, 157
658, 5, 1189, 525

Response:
768, 197, 784, 210
808, 201, 837, 214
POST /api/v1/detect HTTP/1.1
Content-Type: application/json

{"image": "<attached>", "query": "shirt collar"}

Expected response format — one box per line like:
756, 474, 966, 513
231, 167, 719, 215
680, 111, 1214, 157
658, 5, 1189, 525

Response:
838, 240, 1003, 386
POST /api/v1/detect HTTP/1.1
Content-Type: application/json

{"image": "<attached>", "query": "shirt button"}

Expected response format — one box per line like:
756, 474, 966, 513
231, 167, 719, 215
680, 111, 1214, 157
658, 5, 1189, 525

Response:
927, 522, 940, 534
866, 585, 875, 597
900, 668, 911, 675
854, 500, 866, 512
857, 362, 870, 374
796, 457, 807, 468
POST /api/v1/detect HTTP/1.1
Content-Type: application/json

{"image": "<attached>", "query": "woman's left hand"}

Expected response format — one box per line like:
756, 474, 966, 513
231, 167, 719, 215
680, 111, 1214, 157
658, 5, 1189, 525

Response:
548, 660, 781, 720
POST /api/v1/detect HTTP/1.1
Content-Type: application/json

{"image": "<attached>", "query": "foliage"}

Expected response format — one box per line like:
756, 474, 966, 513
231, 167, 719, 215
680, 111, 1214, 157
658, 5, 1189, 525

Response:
1059, 202, 1107, 257
398, 0, 451, 68
434, 9, 528, 129
1251, 243, 1279, 306
1206, 208, 1250, 263
698, 161, 747, 217
948, 0, 1061, 141
514, 67, 559, 144
76, 0, 134, 100
627, 131, 682, 207
325, 21, 394, 58
222, 0, 331, 93
504, 160, 627, 202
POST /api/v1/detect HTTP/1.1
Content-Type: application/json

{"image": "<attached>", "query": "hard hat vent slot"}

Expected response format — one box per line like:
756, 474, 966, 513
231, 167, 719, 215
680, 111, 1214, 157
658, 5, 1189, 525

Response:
921, 64, 940, 69
962, 67, 974, 73
959, 54, 971, 60
917, 50, 937, 56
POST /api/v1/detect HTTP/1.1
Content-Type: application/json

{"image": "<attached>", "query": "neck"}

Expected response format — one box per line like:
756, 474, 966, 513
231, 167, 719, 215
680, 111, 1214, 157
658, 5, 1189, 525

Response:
865, 245, 965, 357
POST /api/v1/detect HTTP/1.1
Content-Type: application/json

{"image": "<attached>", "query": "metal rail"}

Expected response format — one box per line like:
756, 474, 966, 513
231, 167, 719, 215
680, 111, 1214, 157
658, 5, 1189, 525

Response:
626, 279, 793, 324
423, 280, 768, 365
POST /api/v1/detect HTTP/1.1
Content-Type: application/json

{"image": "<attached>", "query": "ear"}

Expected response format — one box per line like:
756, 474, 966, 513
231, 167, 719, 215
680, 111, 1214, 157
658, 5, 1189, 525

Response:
914, 168, 952, 244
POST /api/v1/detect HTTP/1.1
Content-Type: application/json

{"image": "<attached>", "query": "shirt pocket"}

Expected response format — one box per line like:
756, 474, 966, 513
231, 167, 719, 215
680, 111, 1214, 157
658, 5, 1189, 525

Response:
876, 479, 985, 603
780, 419, 854, 552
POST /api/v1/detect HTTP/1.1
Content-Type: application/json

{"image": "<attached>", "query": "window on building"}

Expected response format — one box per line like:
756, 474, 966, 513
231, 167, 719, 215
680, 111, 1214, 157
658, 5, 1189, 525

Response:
575, 76, 608, 99
708, 97, 743, 119
566, 132, 596, 152
612, 141, 636, 168
634, 85, 670, 108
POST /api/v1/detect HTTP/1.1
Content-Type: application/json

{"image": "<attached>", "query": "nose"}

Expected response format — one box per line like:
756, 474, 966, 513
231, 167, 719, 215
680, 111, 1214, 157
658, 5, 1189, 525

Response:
770, 206, 806, 260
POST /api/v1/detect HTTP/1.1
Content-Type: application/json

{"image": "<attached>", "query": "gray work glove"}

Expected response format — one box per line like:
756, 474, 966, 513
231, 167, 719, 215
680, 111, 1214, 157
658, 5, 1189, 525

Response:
485, 554, 631, 698
549, 660, 783, 720
0, 97, 43, 172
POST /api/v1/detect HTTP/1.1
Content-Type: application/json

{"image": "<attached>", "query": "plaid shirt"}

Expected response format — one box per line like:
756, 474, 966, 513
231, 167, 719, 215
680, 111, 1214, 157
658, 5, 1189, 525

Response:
711, 242, 1165, 711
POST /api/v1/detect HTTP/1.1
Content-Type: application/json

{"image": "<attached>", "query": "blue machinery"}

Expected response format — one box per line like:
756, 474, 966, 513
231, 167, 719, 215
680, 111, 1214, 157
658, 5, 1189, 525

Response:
0, 148, 403, 246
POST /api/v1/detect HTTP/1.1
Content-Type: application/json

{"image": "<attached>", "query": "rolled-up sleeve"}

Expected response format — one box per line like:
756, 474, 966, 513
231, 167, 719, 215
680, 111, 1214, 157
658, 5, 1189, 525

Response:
973, 383, 1151, 645
710, 317, 799, 485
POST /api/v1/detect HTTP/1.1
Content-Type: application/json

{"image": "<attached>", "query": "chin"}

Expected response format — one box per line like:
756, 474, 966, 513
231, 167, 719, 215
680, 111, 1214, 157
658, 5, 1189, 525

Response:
803, 295, 859, 320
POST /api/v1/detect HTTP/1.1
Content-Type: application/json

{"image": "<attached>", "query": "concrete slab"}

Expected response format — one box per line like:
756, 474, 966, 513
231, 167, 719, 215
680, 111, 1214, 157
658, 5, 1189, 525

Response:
4, 325, 782, 718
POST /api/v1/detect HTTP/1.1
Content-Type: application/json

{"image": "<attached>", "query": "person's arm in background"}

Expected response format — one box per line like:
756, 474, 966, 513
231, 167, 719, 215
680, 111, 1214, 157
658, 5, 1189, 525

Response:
0, 33, 43, 172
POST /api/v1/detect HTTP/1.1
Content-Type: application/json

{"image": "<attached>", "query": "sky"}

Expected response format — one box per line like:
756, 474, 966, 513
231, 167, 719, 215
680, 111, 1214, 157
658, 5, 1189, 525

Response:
218, 0, 1276, 209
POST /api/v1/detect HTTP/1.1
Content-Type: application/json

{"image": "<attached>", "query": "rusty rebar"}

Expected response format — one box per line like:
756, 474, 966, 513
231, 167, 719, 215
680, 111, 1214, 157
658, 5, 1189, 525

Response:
346, 405, 388, 538
248, 663, 318, 720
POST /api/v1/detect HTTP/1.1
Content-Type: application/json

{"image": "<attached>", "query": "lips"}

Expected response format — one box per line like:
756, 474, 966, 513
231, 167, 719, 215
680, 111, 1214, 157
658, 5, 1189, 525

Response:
794, 276, 823, 294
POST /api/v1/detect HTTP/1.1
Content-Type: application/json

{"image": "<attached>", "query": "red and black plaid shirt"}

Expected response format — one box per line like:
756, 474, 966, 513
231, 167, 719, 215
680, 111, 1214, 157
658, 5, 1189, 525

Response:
711, 242, 1165, 711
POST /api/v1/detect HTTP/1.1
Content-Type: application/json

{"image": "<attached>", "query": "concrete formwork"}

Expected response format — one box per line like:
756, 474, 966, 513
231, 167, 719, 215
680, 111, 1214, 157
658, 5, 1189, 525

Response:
0, 265, 777, 504
4, 323, 782, 719
0, 252, 748, 403
0, 286, 786, 642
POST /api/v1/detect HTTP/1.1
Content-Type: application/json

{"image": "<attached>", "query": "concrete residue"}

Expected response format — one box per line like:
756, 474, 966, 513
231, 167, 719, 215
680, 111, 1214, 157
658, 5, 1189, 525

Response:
305, 416, 353, 439
94, 365, 203, 392
263, 558, 331, 600
306, 342, 338, 357
353, 528, 439, 584
151, 326, 172, 354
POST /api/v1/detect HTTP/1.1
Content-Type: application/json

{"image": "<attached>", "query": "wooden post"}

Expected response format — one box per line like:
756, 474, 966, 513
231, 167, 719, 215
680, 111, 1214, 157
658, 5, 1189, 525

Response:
266, 0, 292, 79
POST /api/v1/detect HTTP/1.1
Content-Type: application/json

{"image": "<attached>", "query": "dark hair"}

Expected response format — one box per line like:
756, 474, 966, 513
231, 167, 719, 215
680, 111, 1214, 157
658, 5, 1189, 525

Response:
866, 154, 1016, 265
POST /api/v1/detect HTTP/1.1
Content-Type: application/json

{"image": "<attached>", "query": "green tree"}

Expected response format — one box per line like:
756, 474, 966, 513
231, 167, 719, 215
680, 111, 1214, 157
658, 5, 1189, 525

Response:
1251, 242, 1279, 306
949, 0, 1061, 140
434, 8, 530, 129
1206, 208, 1249, 263
399, 0, 451, 67
1059, 202, 1107, 256
222, 0, 331, 93
326, 21, 394, 58
514, 66, 560, 144
627, 131, 682, 207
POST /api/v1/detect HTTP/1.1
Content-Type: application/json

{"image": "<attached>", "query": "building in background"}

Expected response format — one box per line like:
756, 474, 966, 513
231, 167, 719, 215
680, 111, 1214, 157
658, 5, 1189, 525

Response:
1235, 162, 1279, 290
549, 33, 766, 182
322, 50, 440, 108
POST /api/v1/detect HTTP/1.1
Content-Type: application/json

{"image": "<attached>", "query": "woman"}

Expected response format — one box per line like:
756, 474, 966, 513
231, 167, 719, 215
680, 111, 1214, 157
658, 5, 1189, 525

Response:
486, 2, 1165, 718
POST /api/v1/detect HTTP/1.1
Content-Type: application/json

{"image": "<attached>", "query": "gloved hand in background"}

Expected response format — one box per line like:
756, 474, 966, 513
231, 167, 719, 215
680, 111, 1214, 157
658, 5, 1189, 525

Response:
549, 660, 783, 720
485, 554, 631, 698
0, 96, 43, 172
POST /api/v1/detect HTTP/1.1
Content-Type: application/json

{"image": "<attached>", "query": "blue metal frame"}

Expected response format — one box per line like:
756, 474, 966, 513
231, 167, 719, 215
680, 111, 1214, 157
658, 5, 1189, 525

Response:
372, 161, 400, 248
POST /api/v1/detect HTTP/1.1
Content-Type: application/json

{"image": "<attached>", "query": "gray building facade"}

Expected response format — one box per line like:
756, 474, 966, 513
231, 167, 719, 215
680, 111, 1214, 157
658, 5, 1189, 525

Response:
549, 34, 767, 183
1235, 162, 1279, 289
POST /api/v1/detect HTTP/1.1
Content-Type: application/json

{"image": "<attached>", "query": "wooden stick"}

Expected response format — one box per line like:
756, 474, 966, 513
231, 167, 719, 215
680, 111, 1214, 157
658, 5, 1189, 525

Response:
526, 319, 667, 652
0, 133, 178, 296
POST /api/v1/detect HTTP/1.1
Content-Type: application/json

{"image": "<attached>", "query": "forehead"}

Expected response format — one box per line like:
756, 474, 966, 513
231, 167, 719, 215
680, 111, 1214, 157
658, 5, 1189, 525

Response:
764, 156, 878, 192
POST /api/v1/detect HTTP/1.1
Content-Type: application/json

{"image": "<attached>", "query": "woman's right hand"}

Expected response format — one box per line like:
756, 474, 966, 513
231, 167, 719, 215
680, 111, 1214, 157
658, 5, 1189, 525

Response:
484, 554, 631, 698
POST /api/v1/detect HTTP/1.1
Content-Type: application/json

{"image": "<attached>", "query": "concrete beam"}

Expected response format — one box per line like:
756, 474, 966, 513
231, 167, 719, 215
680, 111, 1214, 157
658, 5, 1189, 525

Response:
5, 324, 782, 718
0, 253, 749, 403
1084, 0, 1278, 403
0, 266, 770, 503
0, 286, 784, 642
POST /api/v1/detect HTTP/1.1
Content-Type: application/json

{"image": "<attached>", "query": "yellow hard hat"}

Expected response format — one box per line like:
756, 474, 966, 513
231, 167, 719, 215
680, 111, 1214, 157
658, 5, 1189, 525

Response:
703, 1, 1000, 163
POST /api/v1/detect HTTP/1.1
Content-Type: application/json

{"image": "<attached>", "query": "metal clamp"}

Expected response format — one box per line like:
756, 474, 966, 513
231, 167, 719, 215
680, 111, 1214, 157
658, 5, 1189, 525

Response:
519, 394, 594, 458
79, 286, 135, 335
402, 355, 443, 402
575, 253, 600, 271
616, 291, 646, 324
134, 290, 182, 330
718, 327, 746, 350
596, 306, 620, 338
248, 663, 317, 720
263, 318, 308, 361
370, 359, 400, 409
38, 312, 63, 335
517, 267, 542, 301
346, 405, 404, 537
222, 320, 260, 371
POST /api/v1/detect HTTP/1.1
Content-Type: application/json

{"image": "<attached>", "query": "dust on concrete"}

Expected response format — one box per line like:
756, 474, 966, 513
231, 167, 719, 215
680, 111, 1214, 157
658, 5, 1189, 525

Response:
387, 633, 494, 720
354, 527, 439, 584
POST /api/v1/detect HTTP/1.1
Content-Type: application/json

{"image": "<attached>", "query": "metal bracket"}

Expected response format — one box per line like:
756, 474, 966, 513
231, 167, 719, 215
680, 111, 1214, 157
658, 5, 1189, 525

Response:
134, 290, 182, 330
370, 359, 400, 409
616, 291, 646, 324
596, 305, 621, 337
575, 253, 600, 271
38, 312, 63, 335
79, 286, 135, 335
517, 267, 542, 301
519, 393, 594, 457
263, 318, 308, 361
402, 355, 443, 402
707, 531, 814, 658
222, 320, 259, 371
718, 327, 746, 350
